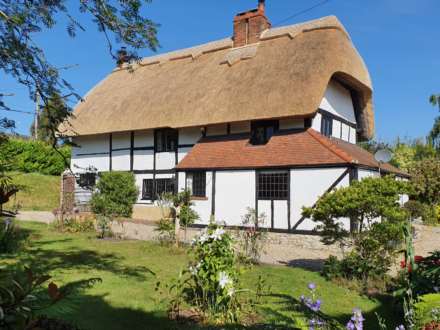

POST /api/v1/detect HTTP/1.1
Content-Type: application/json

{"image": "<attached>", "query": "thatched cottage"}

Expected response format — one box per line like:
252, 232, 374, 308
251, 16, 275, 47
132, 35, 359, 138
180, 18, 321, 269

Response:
64, 2, 405, 232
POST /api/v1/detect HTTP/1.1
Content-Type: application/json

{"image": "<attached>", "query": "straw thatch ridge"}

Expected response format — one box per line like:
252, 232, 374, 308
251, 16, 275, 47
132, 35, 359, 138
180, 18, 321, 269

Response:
63, 16, 374, 139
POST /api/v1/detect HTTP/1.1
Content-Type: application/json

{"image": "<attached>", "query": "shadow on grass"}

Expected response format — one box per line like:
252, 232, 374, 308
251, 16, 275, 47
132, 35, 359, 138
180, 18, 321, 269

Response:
279, 258, 326, 272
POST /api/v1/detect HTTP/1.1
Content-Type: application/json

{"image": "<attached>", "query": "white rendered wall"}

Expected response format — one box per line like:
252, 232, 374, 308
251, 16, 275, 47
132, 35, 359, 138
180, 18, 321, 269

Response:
155, 152, 175, 170
274, 200, 289, 229
134, 130, 154, 148
358, 169, 380, 180
312, 113, 322, 132
112, 132, 130, 149
133, 150, 154, 171
111, 150, 130, 171
177, 127, 202, 163
215, 171, 255, 226
319, 80, 356, 124
257, 200, 271, 229
71, 135, 110, 172
290, 167, 350, 231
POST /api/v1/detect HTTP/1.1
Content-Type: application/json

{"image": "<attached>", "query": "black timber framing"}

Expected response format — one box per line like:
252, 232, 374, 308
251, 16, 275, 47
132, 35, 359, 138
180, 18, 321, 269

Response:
211, 171, 216, 217
109, 133, 112, 171
290, 167, 351, 231
318, 108, 357, 129
348, 166, 359, 232
130, 131, 134, 171
287, 170, 291, 230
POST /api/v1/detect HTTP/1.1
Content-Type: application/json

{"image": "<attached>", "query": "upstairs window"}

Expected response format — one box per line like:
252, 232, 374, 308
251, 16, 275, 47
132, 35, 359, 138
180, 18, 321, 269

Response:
257, 171, 289, 200
321, 114, 333, 137
155, 128, 177, 152
77, 173, 96, 189
142, 178, 175, 200
250, 120, 279, 145
187, 172, 206, 197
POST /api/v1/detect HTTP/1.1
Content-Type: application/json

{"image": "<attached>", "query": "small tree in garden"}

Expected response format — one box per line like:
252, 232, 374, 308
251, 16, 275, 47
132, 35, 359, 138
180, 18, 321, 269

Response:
410, 158, 440, 205
90, 172, 138, 238
0, 163, 21, 215
303, 176, 410, 284
236, 208, 268, 264
160, 190, 198, 247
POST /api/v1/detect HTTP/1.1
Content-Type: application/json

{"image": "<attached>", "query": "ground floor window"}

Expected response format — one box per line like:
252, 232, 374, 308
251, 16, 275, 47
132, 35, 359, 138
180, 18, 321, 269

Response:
77, 172, 96, 189
142, 178, 175, 200
257, 171, 289, 200
186, 171, 206, 197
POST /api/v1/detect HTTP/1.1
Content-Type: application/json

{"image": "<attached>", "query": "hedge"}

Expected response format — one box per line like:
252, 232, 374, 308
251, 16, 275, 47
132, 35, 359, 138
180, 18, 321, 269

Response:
0, 138, 70, 175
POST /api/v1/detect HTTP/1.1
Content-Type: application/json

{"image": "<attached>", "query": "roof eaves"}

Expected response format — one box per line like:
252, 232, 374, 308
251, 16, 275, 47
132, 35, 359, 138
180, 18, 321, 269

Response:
306, 128, 354, 163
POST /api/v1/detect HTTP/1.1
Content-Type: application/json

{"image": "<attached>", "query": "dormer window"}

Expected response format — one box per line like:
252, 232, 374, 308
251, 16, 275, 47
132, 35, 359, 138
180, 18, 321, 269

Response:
155, 128, 177, 152
250, 120, 278, 145
321, 114, 333, 137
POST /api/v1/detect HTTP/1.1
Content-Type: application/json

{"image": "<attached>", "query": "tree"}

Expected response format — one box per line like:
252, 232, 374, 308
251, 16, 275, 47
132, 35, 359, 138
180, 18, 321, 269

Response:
30, 93, 68, 145
1, 1, 159, 146
429, 94, 440, 150
303, 176, 410, 283
410, 158, 440, 205
391, 138, 437, 171
0, 162, 21, 215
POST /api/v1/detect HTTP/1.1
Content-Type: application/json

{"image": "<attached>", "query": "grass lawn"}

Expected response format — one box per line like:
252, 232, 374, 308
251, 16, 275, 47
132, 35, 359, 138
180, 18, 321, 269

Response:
4, 172, 60, 211
1, 221, 402, 329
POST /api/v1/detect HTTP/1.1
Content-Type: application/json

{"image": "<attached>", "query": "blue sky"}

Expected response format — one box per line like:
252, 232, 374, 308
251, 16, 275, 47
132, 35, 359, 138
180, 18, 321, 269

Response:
2, 0, 439, 143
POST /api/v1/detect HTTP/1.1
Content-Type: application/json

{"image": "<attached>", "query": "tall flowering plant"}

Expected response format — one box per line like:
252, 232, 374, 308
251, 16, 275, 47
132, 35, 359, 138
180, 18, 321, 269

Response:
186, 225, 241, 322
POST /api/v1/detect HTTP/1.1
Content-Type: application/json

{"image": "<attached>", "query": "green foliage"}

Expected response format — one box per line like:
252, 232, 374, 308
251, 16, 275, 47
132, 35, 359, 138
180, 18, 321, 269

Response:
409, 251, 440, 297
0, 267, 101, 329
429, 94, 440, 150
404, 200, 439, 226
163, 225, 242, 323
1, 0, 159, 145
303, 175, 410, 246
90, 171, 138, 219
52, 217, 95, 234
0, 165, 21, 213
391, 139, 437, 171
0, 138, 70, 175
304, 176, 409, 283
155, 218, 175, 244
161, 190, 199, 228
236, 207, 268, 264
414, 294, 440, 328
0, 218, 27, 253
30, 93, 68, 145
410, 158, 440, 205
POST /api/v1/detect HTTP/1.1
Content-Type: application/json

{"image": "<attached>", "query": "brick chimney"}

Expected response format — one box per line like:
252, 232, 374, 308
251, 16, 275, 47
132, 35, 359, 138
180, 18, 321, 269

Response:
233, 0, 271, 48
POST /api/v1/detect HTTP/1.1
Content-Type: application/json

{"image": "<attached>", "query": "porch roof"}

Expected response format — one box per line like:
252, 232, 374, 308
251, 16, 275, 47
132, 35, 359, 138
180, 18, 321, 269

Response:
176, 129, 407, 176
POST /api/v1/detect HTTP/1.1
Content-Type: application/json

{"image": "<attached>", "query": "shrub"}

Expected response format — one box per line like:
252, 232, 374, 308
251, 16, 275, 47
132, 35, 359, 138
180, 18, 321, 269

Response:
90, 171, 138, 219
0, 138, 70, 175
0, 267, 101, 329
236, 208, 268, 264
52, 217, 95, 233
0, 218, 27, 253
155, 217, 175, 244
410, 158, 440, 205
414, 294, 440, 329
404, 200, 439, 225
304, 176, 409, 283
410, 251, 440, 296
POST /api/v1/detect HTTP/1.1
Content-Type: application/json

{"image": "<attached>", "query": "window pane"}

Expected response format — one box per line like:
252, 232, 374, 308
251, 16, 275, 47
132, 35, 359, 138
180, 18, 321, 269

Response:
257, 172, 289, 200
142, 179, 154, 200
191, 172, 206, 197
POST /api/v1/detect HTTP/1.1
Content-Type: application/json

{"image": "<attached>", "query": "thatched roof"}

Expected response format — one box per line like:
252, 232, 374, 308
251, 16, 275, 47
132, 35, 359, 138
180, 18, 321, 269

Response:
63, 16, 374, 139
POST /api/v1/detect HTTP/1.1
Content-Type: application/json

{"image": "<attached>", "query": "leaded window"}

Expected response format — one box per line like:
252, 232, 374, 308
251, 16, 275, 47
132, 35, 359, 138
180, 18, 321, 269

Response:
142, 178, 175, 200
188, 172, 206, 197
155, 128, 178, 152
250, 120, 279, 145
257, 171, 289, 200
321, 114, 333, 137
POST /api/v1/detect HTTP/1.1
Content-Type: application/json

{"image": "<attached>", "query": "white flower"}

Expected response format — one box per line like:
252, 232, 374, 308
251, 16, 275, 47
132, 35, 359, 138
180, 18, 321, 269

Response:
210, 228, 225, 241
218, 271, 232, 289
189, 266, 197, 276
196, 262, 202, 269
198, 234, 209, 244
227, 287, 235, 297
191, 237, 197, 246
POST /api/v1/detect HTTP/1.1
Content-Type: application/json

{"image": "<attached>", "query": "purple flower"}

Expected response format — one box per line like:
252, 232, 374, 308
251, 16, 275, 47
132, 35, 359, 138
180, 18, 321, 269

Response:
395, 326, 405, 330
308, 282, 316, 290
346, 321, 355, 330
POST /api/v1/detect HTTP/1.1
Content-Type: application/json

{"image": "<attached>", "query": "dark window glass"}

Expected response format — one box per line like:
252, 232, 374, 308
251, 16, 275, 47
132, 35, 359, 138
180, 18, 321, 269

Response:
250, 121, 278, 145
142, 178, 175, 200
78, 173, 96, 189
190, 172, 206, 197
155, 129, 178, 152
142, 179, 154, 200
155, 178, 175, 197
257, 171, 289, 200
321, 115, 333, 137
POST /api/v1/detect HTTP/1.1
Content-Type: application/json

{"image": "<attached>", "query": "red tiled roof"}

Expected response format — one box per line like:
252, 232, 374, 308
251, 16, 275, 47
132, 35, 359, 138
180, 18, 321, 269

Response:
176, 129, 406, 176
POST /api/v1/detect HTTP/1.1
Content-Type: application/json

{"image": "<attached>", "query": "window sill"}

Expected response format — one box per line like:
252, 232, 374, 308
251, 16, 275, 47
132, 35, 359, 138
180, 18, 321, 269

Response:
191, 196, 208, 201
